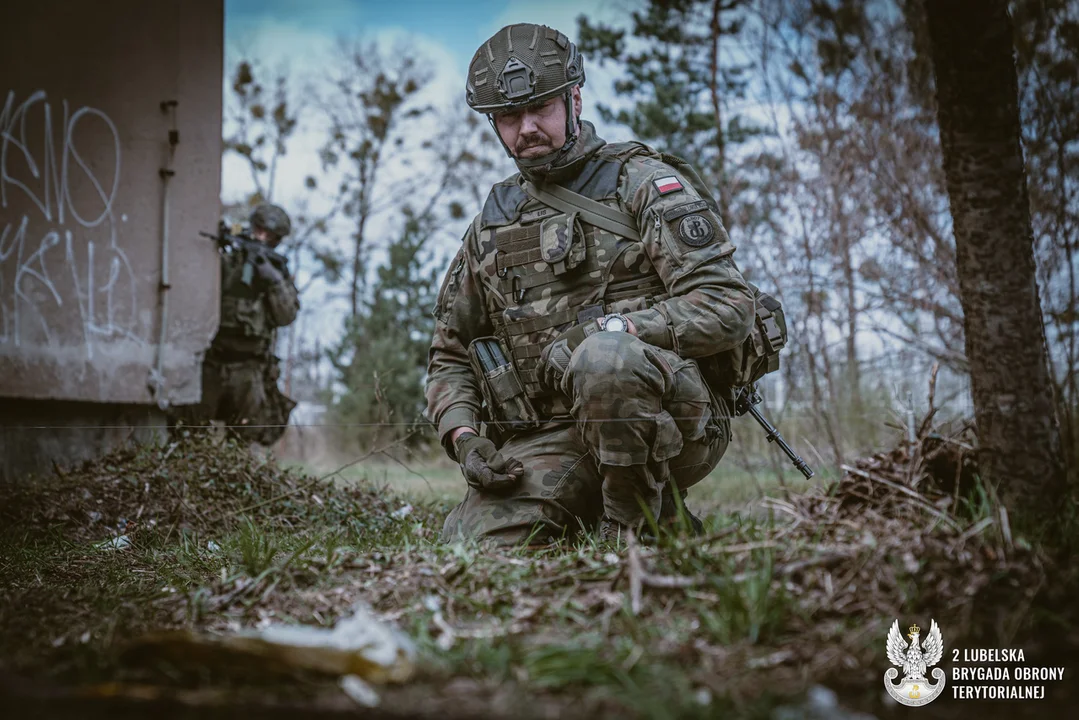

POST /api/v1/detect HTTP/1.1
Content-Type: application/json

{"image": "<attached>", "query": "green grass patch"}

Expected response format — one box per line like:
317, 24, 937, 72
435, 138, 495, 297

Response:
293, 455, 828, 519
1, 430, 1071, 719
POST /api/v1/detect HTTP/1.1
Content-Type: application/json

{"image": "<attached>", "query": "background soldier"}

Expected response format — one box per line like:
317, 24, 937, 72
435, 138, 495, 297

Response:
426, 23, 756, 545
176, 203, 300, 447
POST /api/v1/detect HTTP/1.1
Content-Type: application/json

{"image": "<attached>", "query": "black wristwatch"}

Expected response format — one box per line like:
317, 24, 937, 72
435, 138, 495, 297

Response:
599, 313, 629, 333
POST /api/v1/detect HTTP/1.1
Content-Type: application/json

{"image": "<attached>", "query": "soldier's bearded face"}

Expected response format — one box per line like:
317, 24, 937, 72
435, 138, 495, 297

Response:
494, 88, 582, 159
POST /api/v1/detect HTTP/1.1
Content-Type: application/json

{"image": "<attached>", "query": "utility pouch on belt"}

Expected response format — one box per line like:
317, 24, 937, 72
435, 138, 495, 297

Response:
703, 283, 788, 391
467, 336, 541, 434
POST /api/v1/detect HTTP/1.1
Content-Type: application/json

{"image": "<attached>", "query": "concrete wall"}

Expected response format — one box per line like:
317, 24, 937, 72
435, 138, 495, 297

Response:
0, 0, 222, 406
0, 398, 167, 483
0, 0, 223, 481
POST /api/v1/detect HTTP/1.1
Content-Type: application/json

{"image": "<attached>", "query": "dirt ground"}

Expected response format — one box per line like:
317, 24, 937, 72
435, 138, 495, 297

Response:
1, 421, 1076, 719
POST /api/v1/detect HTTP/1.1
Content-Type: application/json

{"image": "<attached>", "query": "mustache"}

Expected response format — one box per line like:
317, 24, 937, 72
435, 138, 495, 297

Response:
515, 132, 552, 152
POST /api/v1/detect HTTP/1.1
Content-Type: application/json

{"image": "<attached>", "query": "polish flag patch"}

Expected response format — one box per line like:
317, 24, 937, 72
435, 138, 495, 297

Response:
653, 176, 683, 195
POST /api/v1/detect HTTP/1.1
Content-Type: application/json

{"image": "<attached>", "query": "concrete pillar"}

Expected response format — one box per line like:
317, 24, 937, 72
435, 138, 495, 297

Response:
0, 0, 223, 482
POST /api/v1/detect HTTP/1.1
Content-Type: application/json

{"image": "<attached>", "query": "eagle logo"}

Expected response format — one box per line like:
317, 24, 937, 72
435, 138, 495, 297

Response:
884, 619, 946, 706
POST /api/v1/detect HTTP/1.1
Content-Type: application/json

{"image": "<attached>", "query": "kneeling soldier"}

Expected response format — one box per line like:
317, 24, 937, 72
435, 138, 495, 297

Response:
426, 24, 755, 544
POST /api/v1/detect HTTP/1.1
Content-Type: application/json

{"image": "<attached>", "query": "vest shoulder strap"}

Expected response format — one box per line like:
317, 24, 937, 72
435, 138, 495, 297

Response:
600, 141, 658, 162
520, 180, 641, 241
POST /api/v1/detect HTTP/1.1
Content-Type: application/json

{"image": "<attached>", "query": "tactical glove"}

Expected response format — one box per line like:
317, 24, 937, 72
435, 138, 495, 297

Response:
538, 321, 599, 390
253, 253, 283, 286
454, 432, 524, 494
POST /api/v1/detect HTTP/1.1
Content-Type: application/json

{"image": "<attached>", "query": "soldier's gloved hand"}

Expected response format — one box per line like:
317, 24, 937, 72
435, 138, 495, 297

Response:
454, 432, 524, 494
538, 321, 599, 390
253, 254, 282, 285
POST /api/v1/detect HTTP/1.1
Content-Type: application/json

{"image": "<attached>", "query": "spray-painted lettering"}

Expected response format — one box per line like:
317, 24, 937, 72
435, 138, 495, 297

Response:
0, 89, 141, 358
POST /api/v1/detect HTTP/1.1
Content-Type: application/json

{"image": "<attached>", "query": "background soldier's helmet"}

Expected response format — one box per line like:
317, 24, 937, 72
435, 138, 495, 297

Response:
465, 23, 585, 114
249, 203, 292, 240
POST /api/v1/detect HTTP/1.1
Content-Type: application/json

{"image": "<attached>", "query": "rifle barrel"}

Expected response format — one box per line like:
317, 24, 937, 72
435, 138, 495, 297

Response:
200, 229, 289, 275
742, 390, 815, 480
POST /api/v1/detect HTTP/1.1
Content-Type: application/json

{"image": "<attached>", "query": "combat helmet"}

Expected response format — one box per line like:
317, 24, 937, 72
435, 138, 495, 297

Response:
249, 203, 291, 243
466, 23, 586, 168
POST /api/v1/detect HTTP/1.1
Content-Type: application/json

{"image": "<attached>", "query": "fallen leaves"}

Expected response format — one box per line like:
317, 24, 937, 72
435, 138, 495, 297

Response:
1, 422, 1066, 718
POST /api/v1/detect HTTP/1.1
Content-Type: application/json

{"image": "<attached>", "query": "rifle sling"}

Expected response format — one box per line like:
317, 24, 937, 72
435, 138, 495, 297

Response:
520, 181, 641, 242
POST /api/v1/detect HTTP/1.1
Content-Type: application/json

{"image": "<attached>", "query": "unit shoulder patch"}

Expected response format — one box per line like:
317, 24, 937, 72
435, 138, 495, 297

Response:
677, 214, 715, 247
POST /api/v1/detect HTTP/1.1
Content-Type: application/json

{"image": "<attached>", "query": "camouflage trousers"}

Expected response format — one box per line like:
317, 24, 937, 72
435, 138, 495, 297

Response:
441, 332, 730, 545
170, 353, 296, 447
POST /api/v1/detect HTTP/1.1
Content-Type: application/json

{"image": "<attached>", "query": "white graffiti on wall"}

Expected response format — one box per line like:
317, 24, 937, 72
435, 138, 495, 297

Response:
0, 89, 142, 359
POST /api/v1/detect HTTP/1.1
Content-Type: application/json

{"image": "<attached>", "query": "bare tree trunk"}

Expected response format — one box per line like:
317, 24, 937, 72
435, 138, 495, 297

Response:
815, 310, 845, 465
709, 0, 732, 221
924, 0, 1066, 524
350, 157, 370, 322
1054, 138, 1077, 472
798, 214, 844, 469
350, 214, 365, 321
840, 212, 861, 415
825, 169, 863, 422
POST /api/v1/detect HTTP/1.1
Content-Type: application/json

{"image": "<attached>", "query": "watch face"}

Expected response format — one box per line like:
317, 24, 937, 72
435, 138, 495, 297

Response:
604, 315, 627, 332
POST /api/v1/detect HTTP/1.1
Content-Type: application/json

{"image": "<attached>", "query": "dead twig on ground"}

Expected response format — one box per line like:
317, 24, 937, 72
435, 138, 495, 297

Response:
626, 529, 643, 615
840, 464, 963, 532
229, 435, 412, 516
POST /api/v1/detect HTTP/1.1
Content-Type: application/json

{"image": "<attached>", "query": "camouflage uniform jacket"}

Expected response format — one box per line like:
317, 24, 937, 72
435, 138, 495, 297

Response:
213, 247, 300, 358
426, 123, 754, 456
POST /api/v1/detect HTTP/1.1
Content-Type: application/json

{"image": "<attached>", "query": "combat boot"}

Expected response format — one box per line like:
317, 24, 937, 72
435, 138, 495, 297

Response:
655, 494, 704, 536
597, 516, 630, 546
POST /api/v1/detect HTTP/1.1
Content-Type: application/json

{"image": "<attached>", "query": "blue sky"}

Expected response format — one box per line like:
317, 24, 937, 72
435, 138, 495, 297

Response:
226, 0, 618, 76
220, 0, 635, 361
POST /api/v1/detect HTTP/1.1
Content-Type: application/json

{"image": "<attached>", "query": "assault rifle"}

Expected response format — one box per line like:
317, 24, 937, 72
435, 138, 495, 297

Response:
734, 384, 814, 479
200, 221, 289, 286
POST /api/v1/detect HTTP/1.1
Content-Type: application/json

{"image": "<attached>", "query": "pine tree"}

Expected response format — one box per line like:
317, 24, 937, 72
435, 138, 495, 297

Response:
328, 207, 440, 447
577, 0, 759, 220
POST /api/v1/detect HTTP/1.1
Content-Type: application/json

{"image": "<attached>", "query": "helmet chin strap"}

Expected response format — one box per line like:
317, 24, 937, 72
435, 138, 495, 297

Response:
489, 92, 580, 176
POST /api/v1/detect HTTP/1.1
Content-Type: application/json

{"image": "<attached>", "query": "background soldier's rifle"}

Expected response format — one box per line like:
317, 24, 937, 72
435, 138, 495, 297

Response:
200, 221, 289, 287
734, 384, 815, 479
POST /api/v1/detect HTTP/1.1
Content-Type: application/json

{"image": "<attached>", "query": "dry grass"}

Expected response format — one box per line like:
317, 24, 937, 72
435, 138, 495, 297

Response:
279, 437, 826, 520
1, 420, 1075, 719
